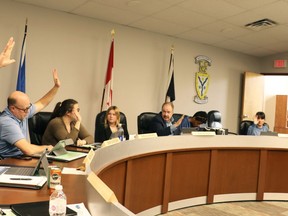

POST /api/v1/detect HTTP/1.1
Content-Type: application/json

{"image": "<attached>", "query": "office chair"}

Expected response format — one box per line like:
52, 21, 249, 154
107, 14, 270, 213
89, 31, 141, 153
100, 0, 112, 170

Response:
207, 110, 222, 129
137, 112, 157, 134
28, 112, 53, 145
239, 120, 269, 135
94, 110, 128, 142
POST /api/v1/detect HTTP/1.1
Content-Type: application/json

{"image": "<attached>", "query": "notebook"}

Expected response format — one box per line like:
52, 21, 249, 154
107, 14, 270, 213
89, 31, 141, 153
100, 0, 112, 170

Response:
11, 201, 77, 216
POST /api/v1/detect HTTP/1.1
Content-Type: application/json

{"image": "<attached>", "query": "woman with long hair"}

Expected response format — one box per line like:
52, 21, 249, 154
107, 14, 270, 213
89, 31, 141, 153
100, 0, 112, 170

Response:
97, 106, 129, 143
42, 99, 93, 146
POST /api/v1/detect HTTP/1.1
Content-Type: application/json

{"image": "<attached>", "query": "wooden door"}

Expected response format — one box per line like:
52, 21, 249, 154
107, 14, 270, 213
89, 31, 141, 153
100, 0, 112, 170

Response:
241, 72, 264, 121
274, 95, 288, 133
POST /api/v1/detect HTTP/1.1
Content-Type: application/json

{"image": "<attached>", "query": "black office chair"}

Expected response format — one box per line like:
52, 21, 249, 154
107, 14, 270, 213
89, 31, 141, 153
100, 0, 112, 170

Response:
137, 112, 157, 134
94, 110, 128, 142
28, 112, 52, 145
239, 120, 253, 135
207, 110, 222, 129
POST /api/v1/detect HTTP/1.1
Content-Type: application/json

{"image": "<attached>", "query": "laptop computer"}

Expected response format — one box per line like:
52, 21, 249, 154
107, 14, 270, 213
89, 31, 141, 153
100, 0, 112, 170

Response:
260, 131, 278, 136
0, 151, 49, 189
0, 150, 48, 176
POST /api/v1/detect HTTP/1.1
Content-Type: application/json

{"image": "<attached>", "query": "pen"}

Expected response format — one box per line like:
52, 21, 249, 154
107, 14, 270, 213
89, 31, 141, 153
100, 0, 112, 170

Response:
10, 178, 32, 180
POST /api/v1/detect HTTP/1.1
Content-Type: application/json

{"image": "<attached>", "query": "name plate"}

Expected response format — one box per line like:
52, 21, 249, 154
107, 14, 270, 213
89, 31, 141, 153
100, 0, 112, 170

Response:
101, 138, 121, 148
136, 133, 158, 139
192, 131, 216, 136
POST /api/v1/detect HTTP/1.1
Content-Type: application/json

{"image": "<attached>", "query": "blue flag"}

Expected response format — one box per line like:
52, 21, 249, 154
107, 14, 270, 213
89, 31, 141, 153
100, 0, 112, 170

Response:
16, 20, 27, 92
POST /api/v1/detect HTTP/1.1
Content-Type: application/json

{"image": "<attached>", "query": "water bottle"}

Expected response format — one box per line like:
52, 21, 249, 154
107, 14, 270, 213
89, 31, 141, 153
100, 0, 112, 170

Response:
118, 124, 125, 141
49, 184, 67, 216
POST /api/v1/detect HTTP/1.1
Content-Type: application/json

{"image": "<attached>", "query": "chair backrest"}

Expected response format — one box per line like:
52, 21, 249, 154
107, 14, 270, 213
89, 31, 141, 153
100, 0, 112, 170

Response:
239, 120, 253, 135
137, 112, 157, 134
94, 111, 128, 142
28, 112, 52, 145
137, 112, 184, 134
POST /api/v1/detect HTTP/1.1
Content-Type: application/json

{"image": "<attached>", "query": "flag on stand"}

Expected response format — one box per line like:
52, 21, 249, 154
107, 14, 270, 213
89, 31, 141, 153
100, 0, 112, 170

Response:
101, 37, 114, 111
165, 48, 175, 102
16, 19, 28, 93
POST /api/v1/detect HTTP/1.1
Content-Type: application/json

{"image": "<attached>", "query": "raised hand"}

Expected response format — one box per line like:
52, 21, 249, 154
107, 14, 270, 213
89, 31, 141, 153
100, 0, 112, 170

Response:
0, 37, 16, 68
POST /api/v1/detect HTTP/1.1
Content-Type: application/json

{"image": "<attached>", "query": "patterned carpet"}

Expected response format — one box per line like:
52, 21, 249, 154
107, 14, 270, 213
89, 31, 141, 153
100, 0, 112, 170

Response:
159, 201, 288, 216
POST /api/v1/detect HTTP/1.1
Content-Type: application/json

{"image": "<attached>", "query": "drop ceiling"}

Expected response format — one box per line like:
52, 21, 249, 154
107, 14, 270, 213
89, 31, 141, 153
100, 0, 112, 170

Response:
11, 0, 288, 57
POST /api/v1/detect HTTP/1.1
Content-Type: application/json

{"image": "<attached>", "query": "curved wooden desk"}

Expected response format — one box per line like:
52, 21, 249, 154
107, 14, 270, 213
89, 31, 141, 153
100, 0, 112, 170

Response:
89, 135, 288, 215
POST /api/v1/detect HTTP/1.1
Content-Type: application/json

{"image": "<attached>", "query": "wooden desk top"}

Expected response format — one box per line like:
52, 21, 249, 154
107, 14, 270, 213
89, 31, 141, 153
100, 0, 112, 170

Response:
0, 156, 87, 205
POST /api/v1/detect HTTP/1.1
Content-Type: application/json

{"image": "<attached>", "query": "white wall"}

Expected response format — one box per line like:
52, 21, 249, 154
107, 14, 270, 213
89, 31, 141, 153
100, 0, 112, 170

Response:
0, 0, 261, 136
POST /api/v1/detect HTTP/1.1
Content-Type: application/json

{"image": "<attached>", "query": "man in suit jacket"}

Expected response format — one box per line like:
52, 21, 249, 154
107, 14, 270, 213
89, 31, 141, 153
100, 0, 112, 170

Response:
150, 102, 184, 136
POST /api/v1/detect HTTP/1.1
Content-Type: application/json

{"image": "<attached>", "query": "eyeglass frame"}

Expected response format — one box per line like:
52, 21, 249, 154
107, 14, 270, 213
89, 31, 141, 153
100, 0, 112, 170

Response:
13, 103, 32, 112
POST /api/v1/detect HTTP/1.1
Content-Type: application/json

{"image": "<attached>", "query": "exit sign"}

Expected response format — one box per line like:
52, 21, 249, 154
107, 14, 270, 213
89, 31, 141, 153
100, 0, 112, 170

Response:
274, 60, 287, 68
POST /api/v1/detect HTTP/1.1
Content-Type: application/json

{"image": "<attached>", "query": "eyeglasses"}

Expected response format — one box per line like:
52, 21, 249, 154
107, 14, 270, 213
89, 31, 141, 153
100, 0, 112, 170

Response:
14, 103, 32, 113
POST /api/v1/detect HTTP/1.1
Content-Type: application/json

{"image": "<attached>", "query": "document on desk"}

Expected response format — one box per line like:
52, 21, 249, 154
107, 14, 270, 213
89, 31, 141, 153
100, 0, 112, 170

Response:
62, 167, 86, 175
47, 151, 87, 162
67, 203, 91, 216
0, 174, 47, 189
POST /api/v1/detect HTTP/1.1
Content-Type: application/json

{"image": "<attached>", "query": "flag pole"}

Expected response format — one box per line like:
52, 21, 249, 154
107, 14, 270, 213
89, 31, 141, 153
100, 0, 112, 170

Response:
165, 45, 175, 102
16, 18, 28, 93
100, 29, 115, 112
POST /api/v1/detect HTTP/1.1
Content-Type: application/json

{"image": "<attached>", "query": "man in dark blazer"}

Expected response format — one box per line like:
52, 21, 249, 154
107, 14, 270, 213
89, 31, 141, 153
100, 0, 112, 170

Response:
150, 102, 184, 136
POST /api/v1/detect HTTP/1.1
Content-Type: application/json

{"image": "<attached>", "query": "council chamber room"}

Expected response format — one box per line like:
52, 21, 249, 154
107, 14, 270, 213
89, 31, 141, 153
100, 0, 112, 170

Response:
1, 0, 288, 215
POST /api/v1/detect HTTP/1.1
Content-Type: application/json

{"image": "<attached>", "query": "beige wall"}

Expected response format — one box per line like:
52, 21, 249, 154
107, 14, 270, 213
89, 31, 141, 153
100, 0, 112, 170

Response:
0, 0, 261, 136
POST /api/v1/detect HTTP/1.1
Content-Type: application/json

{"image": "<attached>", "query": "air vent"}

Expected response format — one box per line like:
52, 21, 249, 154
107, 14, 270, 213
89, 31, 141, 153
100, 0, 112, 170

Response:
245, 18, 277, 31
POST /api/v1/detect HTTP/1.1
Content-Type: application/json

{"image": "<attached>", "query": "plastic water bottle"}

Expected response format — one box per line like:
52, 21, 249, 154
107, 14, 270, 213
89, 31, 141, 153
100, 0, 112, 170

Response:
49, 184, 67, 216
118, 124, 125, 141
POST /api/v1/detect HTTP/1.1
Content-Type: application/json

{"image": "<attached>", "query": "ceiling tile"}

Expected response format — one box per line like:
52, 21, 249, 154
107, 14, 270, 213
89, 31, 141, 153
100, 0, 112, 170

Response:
177, 0, 245, 19
13, 0, 87, 11
72, 1, 145, 25
178, 29, 229, 45
197, 21, 251, 38
130, 17, 192, 36
150, 6, 215, 28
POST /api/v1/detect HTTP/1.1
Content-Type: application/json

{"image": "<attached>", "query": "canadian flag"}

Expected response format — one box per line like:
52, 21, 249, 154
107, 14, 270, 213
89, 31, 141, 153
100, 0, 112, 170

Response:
101, 39, 114, 111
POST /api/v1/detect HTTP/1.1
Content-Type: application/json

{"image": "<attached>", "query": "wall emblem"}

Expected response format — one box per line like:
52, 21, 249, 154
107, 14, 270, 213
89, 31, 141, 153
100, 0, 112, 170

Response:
194, 55, 211, 104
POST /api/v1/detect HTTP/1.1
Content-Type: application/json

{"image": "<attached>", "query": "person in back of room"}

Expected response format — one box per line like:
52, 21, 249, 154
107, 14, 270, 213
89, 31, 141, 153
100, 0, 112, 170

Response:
185, 111, 208, 128
150, 102, 185, 136
97, 106, 129, 143
0, 37, 15, 68
247, 111, 269, 136
0, 69, 60, 158
42, 99, 94, 146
